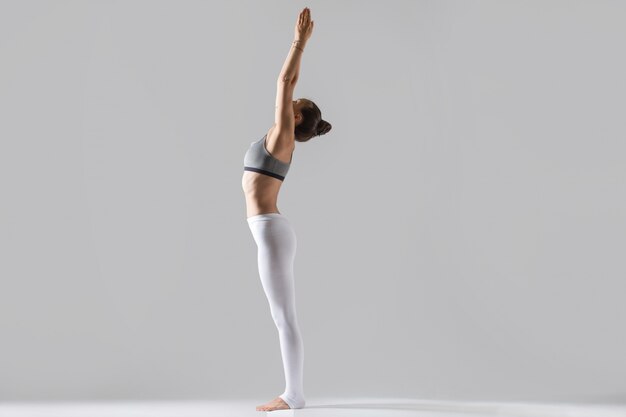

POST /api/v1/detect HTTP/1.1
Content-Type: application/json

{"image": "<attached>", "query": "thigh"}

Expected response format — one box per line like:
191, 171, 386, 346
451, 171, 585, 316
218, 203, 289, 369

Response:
256, 218, 296, 274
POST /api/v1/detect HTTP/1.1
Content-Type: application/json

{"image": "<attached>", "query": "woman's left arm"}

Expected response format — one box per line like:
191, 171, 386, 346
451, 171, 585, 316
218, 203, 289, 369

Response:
278, 7, 313, 84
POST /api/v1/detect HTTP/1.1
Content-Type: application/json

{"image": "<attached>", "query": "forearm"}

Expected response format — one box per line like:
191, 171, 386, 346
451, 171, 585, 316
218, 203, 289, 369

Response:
278, 39, 306, 83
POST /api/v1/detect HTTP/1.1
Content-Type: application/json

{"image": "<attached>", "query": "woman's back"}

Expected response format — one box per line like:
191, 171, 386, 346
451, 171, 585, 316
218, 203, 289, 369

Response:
242, 125, 295, 218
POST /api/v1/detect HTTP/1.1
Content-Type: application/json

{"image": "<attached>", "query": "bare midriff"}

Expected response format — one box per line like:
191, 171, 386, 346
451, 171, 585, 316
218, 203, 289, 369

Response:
242, 171, 283, 218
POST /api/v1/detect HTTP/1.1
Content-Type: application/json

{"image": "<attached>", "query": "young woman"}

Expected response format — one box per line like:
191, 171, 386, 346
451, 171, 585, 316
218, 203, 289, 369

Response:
241, 7, 332, 412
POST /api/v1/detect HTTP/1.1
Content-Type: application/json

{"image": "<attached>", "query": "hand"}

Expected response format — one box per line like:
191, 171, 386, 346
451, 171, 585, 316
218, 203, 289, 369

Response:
294, 7, 314, 43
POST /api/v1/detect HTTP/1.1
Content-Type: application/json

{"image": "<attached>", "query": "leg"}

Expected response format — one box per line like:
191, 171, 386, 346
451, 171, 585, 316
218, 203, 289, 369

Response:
247, 213, 305, 409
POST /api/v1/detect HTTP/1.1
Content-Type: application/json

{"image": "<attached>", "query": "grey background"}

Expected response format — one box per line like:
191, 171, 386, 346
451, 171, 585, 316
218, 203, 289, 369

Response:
1, 0, 625, 404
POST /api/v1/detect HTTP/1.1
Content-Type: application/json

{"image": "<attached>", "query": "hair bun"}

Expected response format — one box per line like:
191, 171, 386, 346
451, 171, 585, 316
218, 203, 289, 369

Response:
317, 120, 332, 136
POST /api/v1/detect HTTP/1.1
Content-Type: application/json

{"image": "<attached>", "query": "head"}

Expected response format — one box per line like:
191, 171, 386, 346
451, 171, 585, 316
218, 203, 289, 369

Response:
292, 98, 332, 142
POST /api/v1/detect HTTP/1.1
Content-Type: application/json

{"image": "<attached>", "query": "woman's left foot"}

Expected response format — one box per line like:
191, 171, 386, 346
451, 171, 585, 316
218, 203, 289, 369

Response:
256, 396, 290, 411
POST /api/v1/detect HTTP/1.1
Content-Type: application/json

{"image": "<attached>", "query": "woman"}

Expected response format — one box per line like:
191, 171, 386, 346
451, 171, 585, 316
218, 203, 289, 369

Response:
241, 7, 332, 412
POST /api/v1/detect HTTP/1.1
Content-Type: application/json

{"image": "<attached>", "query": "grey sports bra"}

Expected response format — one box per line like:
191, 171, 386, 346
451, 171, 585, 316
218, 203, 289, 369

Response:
243, 134, 293, 181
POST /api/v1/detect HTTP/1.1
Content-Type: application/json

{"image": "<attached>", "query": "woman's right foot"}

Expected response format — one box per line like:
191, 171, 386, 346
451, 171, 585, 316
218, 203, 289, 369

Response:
256, 396, 290, 412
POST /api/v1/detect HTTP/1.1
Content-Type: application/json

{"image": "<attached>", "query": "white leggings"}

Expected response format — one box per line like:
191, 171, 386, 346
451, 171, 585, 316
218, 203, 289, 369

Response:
247, 212, 305, 409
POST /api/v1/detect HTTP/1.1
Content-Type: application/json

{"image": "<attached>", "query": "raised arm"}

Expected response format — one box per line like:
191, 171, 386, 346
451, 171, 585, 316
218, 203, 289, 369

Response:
278, 7, 313, 83
275, 8, 314, 131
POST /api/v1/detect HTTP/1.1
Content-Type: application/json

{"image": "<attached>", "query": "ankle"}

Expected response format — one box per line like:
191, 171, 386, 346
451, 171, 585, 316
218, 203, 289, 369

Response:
279, 393, 306, 409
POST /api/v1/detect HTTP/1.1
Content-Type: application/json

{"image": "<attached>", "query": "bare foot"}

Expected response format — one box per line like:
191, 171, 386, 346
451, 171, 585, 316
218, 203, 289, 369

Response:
256, 396, 290, 411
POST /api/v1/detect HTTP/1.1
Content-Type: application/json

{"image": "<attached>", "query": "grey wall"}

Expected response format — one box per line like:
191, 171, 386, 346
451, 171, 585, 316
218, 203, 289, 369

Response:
1, 0, 624, 404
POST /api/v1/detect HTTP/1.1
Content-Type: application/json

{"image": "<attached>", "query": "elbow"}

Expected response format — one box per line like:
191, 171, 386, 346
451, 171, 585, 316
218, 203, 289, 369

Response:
278, 73, 298, 85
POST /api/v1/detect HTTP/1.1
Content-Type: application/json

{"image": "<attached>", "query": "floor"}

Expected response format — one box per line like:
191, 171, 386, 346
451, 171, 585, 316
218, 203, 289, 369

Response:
0, 398, 624, 417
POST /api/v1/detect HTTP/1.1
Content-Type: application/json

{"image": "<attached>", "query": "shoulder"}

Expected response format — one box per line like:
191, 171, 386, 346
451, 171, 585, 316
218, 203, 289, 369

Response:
267, 124, 295, 149
265, 124, 295, 163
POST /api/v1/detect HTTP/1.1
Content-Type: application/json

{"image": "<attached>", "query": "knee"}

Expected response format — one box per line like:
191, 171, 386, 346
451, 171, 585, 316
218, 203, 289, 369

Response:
270, 308, 298, 331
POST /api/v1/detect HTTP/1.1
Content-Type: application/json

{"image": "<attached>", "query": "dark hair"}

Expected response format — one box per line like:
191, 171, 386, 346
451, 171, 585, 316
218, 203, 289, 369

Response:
294, 99, 332, 142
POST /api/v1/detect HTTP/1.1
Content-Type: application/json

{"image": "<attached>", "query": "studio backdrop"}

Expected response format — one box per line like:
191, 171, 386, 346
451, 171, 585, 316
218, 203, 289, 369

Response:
1, 0, 624, 404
